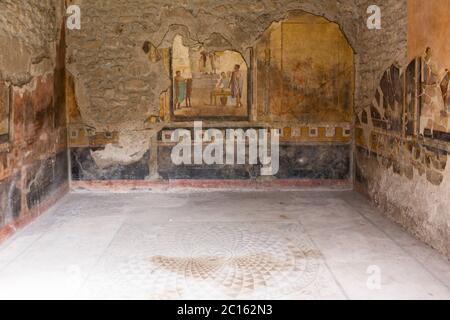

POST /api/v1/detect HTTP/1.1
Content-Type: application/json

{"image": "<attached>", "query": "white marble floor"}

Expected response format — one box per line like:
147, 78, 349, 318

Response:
0, 190, 449, 300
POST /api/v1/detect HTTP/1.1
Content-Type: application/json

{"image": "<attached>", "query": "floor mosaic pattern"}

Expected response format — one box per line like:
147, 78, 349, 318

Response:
0, 191, 449, 300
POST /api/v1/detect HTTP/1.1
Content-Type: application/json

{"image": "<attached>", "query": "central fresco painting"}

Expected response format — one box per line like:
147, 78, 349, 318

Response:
256, 14, 354, 123
172, 35, 249, 119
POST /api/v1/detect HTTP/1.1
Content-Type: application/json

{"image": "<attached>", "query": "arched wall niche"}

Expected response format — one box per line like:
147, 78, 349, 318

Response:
253, 12, 355, 124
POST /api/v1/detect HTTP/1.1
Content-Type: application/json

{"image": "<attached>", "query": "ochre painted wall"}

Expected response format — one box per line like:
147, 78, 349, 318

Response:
408, 0, 450, 67
256, 13, 354, 124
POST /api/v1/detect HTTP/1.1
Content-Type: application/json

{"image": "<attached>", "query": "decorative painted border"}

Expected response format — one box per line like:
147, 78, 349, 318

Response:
71, 179, 352, 192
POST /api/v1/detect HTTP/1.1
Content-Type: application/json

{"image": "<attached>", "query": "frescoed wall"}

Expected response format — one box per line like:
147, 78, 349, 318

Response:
354, 0, 450, 258
67, 4, 361, 184
420, 52, 450, 138
355, 0, 450, 257
172, 35, 249, 119
0, 0, 68, 241
355, 55, 450, 258
256, 14, 354, 124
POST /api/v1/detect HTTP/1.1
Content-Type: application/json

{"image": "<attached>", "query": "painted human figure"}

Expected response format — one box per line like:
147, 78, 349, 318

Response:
199, 51, 208, 74
209, 52, 217, 74
0, 83, 8, 135
423, 47, 438, 85
444, 69, 450, 110
229, 64, 243, 107
216, 72, 229, 90
174, 71, 186, 110
293, 62, 306, 89
216, 72, 229, 106
185, 78, 193, 108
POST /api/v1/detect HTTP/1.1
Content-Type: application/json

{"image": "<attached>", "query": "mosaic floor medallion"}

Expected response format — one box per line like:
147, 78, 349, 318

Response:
83, 222, 338, 299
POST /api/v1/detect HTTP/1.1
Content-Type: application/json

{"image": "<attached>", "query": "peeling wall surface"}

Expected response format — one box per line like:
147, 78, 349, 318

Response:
355, 0, 450, 258
0, 0, 68, 237
66, 0, 407, 183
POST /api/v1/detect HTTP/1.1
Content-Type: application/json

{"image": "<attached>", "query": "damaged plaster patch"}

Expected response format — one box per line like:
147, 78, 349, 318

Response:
0, 34, 31, 85
91, 130, 153, 168
0, 0, 58, 85
369, 156, 450, 257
